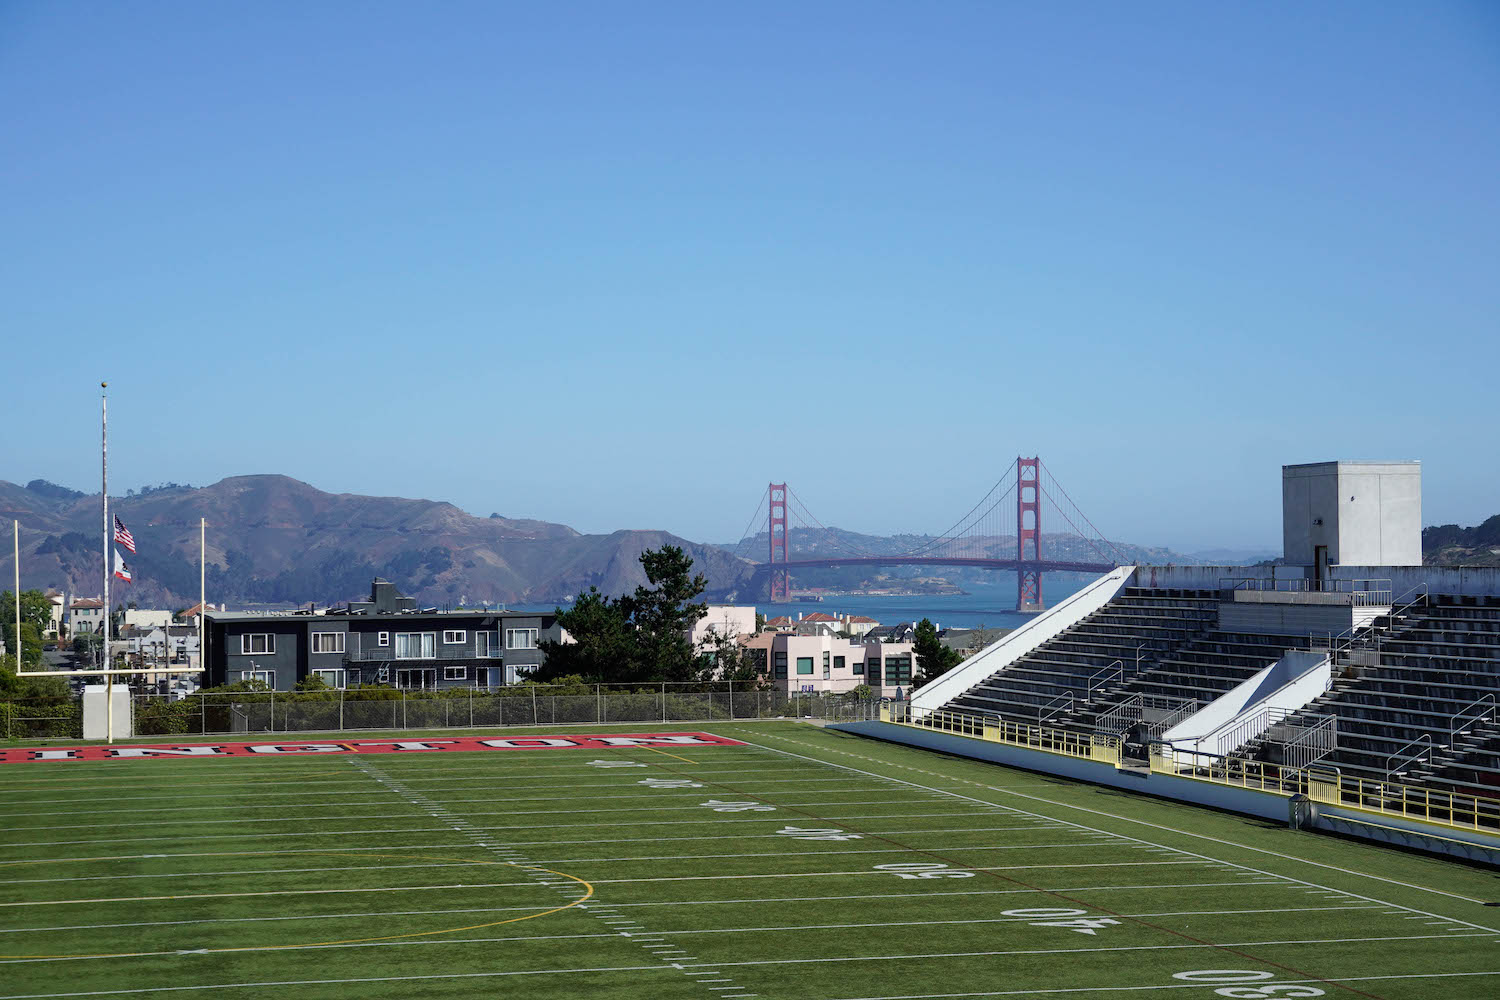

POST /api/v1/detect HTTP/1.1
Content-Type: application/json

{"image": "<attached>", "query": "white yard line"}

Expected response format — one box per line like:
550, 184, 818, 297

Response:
731, 730, 1500, 934
0, 937, 1491, 998
0, 798, 963, 835
0, 841, 1120, 886
0, 823, 1063, 864
829, 970, 1500, 1000
2, 812, 1061, 849
0, 880, 1289, 935
0, 860, 1216, 909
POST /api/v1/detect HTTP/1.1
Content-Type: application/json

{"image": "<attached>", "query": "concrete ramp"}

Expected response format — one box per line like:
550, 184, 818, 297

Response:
1160, 650, 1330, 761
911, 566, 1136, 714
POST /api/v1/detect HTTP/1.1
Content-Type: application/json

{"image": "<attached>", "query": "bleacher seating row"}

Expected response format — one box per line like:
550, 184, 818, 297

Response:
934, 586, 1500, 798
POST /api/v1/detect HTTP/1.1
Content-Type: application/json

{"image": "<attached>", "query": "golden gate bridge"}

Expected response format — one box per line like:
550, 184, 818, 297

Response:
731, 457, 1126, 612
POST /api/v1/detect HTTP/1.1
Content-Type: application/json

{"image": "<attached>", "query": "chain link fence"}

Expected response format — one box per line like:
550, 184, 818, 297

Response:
120, 684, 881, 738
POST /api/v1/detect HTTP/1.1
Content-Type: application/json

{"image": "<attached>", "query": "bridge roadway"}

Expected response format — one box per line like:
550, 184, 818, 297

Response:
771, 556, 1117, 574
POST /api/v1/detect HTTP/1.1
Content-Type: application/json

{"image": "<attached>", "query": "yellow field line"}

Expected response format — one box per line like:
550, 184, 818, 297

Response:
639, 746, 696, 764
0, 855, 591, 960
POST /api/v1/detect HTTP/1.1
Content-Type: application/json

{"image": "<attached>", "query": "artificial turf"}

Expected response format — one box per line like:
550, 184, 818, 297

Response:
0, 721, 1496, 1000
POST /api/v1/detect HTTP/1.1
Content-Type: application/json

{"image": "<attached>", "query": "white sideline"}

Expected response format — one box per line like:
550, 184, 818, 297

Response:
829, 971, 1500, 1000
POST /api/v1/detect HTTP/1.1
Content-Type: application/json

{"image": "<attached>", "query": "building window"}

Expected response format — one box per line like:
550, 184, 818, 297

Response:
822, 651, 831, 679
442, 630, 466, 645
394, 632, 436, 658
240, 634, 274, 654
311, 632, 345, 654
868, 658, 881, 685
376, 667, 389, 683
796, 657, 814, 675
833, 656, 845, 670
244, 669, 275, 687
852, 660, 864, 675
507, 628, 539, 650
378, 631, 389, 646
886, 654, 912, 685
476, 630, 501, 657
444, 666, 467, 681
774, 651, 787, 680
312, 668, 346, 689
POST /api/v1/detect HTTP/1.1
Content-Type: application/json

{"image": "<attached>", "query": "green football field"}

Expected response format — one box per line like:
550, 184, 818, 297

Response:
0, 722, 1497, 1000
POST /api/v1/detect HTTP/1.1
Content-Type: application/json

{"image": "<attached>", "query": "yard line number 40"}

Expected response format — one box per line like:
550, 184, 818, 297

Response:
1172, 970, 1324, 997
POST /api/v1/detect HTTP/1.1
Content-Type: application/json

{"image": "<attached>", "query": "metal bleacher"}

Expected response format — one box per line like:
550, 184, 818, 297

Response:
942, 588, 1300, 737
1257, 595, 1500, 793
936, 585, 1500, 799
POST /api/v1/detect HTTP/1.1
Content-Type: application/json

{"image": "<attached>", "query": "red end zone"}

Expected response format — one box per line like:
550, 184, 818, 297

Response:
0, 732, 746, 763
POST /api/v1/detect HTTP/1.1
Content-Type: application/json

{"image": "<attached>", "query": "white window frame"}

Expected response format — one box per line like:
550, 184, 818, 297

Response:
376, 667, 389, 683
240, 633, 274, 655
245, 669, 275, 687
442, 630, 466, 645
443, 666, 467, 681
311, 632, 346, 654
506, 628, 539, 650
377, 631, 389, 646
476, 630, 501, 657
312, 668, 346, 689
394, 632, 436, 659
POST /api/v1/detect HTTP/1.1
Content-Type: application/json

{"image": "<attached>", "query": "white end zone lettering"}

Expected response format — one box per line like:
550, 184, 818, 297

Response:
246, 745, 348, 754
479, 738, 579, 748
106, 747, 229, 758
591, 736, 719, 746
28, 749, 82, 761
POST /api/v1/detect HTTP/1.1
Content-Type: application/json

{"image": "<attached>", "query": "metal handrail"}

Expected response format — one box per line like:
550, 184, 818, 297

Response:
1085, 660, 1124, 699
1451, 693, 1496, 742
1383, 733, 1434, 781
1038, 691, 1073, 724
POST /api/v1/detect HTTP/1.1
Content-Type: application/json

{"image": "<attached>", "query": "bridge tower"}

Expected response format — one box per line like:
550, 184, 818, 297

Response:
768, 482, 790, 602
1016, 457, 1043, 612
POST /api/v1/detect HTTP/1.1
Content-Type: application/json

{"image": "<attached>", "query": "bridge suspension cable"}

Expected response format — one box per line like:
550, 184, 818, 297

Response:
1038, 458, 1128, 566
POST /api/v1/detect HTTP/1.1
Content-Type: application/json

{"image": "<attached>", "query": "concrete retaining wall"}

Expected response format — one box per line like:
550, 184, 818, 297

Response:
1134, 564, 1500, 599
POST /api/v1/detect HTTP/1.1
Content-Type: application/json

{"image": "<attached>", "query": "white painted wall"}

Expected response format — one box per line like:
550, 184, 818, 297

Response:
911, 566, 1136, 714
1161, 650, 1330, 759
689, 605, 757, 648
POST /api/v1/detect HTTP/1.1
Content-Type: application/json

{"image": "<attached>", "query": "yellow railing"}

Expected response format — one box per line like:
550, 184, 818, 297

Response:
882, 703, 1120, 767
1150, 746, 1500, 837
877, 703, 1500, 840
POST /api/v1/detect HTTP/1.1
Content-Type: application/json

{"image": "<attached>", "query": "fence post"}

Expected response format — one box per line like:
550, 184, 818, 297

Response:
402, 691, 407, 730
270, 691, 275, 733
339, 688, 344, 732
469, 687, 474, 728
728, 681, 734, 720
662, 682, 667, 724
596, 684, 601, 725
200, 694, 206, 735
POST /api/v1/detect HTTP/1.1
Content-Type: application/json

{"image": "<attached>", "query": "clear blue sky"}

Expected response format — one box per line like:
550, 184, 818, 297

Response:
3, 2, 1496, 552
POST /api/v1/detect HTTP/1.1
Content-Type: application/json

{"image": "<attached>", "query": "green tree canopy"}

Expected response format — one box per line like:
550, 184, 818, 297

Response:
533, 545, 709, 684
912, 617, 961, 688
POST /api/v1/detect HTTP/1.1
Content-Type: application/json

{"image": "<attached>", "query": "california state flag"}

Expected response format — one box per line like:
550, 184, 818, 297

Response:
113, 548, 132, 583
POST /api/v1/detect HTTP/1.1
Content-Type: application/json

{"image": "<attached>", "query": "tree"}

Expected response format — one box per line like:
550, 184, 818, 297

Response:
912, 617, 960, 688
534, 545, 709, 684
1, 589, 52, 638
696, 629, 764, 686
621, 545, 707, 683
534, 587, 639, 683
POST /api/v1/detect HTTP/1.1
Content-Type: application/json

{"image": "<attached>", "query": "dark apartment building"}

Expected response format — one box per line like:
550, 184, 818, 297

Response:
203, 579, 562, 691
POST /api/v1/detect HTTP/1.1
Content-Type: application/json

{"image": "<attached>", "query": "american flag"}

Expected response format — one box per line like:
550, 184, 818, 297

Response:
113, 515, 135, 553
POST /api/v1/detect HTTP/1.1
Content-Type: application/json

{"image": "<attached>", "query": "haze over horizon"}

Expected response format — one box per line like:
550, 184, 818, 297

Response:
4, 3, 1496, 553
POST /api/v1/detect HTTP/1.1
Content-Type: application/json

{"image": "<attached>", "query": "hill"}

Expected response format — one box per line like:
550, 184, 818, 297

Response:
1423, 516, 1500, 567
0, 476, 758, 608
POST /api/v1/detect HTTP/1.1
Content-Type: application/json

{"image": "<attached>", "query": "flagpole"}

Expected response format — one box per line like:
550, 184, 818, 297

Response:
13, 521, 19, 670
102, 383, 113, 744
199, 517, 205, 679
